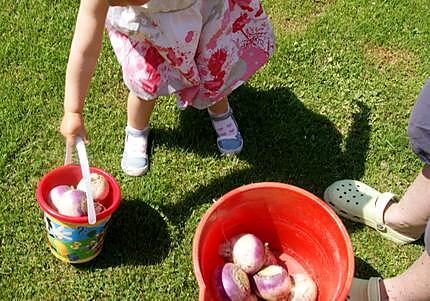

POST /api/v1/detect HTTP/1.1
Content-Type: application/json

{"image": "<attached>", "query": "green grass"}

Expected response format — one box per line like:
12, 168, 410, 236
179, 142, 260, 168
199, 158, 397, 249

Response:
1, 0, 429, 299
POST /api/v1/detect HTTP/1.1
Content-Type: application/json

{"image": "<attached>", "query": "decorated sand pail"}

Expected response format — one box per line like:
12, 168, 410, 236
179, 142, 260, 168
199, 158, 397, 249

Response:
36, 165, 121, 264
192, 182, 354, 301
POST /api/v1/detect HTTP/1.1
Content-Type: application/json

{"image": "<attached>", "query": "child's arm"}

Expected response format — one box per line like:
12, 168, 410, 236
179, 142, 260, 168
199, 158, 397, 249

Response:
61, 0, 108, 146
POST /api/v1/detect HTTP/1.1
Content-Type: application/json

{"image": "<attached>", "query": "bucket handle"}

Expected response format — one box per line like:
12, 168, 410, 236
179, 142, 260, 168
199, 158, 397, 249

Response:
64, 137, 97, 225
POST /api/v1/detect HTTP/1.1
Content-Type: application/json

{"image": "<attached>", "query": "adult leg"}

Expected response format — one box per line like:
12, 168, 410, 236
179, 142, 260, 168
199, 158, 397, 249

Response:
380, 219, 430, 301
384, 78, 430, 238
384, 165, 430, 238
345, 78, 430, 300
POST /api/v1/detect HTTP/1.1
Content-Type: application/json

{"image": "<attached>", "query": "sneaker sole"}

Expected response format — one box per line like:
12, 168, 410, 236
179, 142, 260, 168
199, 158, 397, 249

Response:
219, 145, 243, 155
121, 161, 148, 177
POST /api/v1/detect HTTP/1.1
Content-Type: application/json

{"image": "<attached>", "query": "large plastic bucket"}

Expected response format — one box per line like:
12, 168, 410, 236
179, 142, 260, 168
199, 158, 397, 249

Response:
192, 182, 354, 301
36, 165, 121, 264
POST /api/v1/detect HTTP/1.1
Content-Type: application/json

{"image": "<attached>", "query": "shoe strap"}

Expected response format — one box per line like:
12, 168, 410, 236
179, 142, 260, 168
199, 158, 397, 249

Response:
367, 277, 382, 301
375, 192, 396, 231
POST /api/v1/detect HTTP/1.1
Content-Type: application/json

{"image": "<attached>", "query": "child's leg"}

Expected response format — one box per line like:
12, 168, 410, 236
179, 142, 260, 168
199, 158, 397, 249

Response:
380, 220, 430, 301
208, 97, 229, 115
122, 92, 156, 176
127, 92, 156, 130
208, 97, 243, 155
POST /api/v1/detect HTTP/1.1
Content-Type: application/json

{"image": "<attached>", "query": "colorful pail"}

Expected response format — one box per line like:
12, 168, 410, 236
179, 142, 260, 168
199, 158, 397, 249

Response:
36, 165, 121, 264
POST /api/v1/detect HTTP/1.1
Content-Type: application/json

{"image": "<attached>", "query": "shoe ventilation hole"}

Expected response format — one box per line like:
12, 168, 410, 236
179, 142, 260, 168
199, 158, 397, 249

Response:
355, 202, 359, 205
346, 200, 350, 203
352, 195, 356, 198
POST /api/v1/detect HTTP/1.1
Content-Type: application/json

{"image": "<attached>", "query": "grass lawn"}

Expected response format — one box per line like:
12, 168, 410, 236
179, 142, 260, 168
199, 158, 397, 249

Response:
1, 0, 429, 299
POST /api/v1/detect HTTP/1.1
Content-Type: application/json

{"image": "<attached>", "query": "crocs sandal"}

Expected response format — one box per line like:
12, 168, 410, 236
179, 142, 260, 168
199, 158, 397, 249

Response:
323, 180, 417, 245
347, 277, 381, 301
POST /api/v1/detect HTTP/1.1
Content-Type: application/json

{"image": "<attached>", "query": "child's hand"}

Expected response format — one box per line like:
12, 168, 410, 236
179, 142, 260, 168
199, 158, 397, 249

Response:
60, 112, 89, 146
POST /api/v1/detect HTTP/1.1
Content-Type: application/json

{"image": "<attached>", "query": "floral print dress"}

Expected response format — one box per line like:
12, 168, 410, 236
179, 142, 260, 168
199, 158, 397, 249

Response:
106, 0, 275, 109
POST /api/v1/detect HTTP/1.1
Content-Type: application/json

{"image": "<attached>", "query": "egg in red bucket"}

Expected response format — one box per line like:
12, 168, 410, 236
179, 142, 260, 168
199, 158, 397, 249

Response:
48, 185, 71, 208
215, 232, 317, 301
289, 273, 318, 301
48, 172, 108, 217
77, 172, 109, 201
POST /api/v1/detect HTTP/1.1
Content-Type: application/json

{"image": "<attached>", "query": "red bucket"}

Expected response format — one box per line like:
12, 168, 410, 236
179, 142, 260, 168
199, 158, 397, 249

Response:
36, 165, 121, 263
192, 182, 354, 301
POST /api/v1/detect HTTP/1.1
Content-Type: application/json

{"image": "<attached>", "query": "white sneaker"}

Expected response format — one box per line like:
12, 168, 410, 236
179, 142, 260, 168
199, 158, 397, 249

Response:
121, 126, 149, 176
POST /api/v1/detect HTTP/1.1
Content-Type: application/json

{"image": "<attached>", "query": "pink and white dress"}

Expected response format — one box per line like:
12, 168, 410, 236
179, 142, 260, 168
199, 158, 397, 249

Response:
106, 0, 275, 109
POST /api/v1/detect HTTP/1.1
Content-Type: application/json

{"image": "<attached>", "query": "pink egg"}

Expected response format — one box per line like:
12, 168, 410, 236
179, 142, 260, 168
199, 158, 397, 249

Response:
56, 189, 87, 217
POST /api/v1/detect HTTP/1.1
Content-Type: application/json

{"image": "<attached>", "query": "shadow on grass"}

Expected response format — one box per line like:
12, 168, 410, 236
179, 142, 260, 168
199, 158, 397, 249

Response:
76, 198, 170, 269
153, 85, 371, 224
72, 78, 373, 270
354, 256, 382, 278
143, 85, 371, 273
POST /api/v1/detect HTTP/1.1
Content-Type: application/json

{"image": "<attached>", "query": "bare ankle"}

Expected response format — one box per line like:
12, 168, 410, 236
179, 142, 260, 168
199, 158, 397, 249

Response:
384, 203, 424, 238
379, 279, 390, 301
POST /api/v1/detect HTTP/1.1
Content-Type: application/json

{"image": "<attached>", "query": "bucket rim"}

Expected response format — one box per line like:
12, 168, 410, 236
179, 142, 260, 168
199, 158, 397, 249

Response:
191, 181, 354, 300
36, 164, 121, 224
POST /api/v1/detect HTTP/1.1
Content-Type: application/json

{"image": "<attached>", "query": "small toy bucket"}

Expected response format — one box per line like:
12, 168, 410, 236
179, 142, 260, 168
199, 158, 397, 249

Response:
36, 165, 121, 264
192, 182, 354, 301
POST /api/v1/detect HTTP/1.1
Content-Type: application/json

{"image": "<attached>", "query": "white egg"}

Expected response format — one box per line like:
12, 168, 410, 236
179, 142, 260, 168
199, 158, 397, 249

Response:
77, 173, 110, 201
288, 273, 318, 301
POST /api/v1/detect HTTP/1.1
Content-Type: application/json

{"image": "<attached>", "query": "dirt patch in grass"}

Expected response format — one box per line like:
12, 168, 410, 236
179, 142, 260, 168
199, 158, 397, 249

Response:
269, 0, 334, 36
363, 43, 419, 74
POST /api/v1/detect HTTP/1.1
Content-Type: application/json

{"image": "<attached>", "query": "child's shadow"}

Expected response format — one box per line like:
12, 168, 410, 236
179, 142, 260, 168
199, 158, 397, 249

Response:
77, 85, 371, 269
153, 85, 371, 226
76, 199, 170, 269
152, 85, 373, 272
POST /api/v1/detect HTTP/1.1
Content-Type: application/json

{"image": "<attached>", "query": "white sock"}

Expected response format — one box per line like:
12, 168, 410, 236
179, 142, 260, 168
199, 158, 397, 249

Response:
125, 125, 149, 154
208, 108, 239, 138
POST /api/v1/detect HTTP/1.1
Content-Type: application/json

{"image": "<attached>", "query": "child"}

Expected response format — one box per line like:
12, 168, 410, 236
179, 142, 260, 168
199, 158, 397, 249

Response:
60, 0, 275, 176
